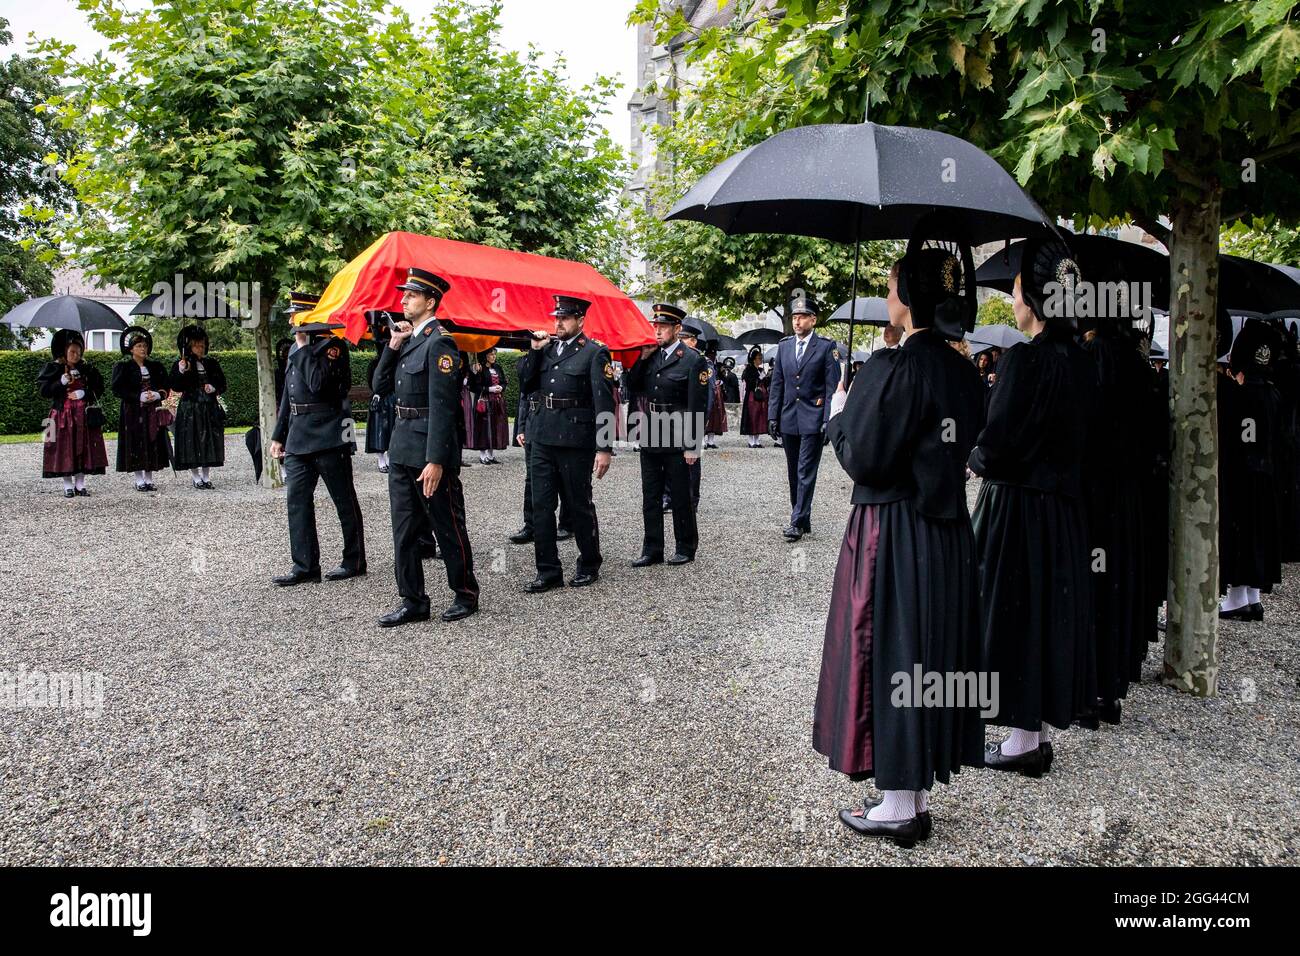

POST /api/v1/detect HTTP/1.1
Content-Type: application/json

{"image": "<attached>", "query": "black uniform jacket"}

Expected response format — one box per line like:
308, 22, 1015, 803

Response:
271, 339, 353, 455
517, 334, 616, 452
372, 320, 461, 470
830, 329, 984, 520
624, 343, 710, 454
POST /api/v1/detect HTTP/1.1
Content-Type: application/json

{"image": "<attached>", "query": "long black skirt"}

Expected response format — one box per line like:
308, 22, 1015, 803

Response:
172, 396, 225, 470
973, 481, 1095, 731
365, 393, 395, 454
1084, 470, 1149, 702
813, 500, 985, 791
116, 403, 172, 472
1220, 470, 1282, 591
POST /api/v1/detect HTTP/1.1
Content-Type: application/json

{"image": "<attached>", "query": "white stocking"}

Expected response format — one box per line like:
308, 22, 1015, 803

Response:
867, 790, 917, 822
61, 476, 75, 492
1220, 585, 1249, 612
1000, 728, 1040, 756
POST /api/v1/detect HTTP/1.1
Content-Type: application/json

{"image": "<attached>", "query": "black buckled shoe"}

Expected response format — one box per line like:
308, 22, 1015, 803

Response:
524, 576, 563, 594
440, 602, 478, 622
556, 527, 574, 541
1219, 605, 1253, 620
838, 807, 920, 848
569, 571, 599, 588
861, 797, 932, 842
1246, 602, 1264, 621
631, 553, 663, 568
509, 528, 534, 545
1100, 699, 1122, 725
273, 570, 321, 587
666, 552, 694, 565
63, 489, 76, 498
324, 565, 367, 581
378, 604, 430, 628
74, 487, 89, 497
983, 740, 1045, 777
782, 525, 803, 541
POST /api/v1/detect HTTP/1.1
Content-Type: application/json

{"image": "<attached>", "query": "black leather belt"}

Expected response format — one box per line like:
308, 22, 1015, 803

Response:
648, 401, 683, 413
527, 399, 540, 412
290, 402, 337, 415
543, 395, 590, 410
396, 404, 429, 419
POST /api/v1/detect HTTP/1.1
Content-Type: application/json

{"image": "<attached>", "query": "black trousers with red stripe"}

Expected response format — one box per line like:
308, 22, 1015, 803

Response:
389, 461, 478, 609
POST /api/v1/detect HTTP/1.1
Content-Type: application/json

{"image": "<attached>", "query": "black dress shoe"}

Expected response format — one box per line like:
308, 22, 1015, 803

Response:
74, 487, 89, 497
631, 554, 663, 567
569, 571, 599, 587
556, 527, 574, 541
378, 604, 430, 628
1040, 742, 1054, 773
838, 808, 920, 848
1246, 602, 1264, 621
63, 489, 76, 498
983, 740, 1044, 777
1219, 605, 1253, 620
524, 576, 564, 594
1100, 699, 1122, 725
145, 482, 157, 491
440, 602, 478, 622
202, 480, 215, 490
273, 570, 321, 587
509, 529, 534, 545
860, 797, 932, 841
782, 525, 803, 541
666, 552, 694, 565
324, 566, 367, 581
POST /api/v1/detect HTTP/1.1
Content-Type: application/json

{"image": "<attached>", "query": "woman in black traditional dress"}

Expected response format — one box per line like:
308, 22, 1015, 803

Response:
363, 311, 397, 473
814, 248, 986, 847
170, 325, 227, 489
468, 347, 509, 464
37, 330, 108, 497
112, 326, 172, 491
970, 239, 1098, 776
702, 347, 728, 449
1218, 319, 1284, 621
1078, 303, 1156, 724
739, 347, 769, 448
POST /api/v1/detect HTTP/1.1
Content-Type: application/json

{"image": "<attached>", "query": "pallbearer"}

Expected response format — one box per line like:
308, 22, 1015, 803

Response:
112, 327, 172, 492
171, 324, 228, 490
37, 330, 108, 497
970, 239, 1098, 775
814, 247, 985, 847
625, 303, 708, 566
269, 292, 366, 586
364, 310, 398, 474
510, 374, 573, 545
373, 268, 478, 625
518, 295, 615, 592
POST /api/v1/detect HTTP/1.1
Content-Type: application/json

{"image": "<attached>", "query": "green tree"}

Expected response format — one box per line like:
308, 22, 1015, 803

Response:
976, 295, 1015, 327
0, 16, 78, 347
1221, 216, 1300, 265
626, 7, 898, 333
636, 0, 1300, 696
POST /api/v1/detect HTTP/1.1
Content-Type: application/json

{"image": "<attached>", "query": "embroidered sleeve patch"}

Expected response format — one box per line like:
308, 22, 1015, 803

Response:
326, 346, 340, 361
604, 362, 614, 380
437, 354, 454, 374
698, 370, 709, 385
832, 349, 840, 361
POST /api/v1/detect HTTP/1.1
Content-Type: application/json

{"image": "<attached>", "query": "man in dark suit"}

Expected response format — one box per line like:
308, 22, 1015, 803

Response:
517, 294, 616, 591
372, 267, 479, 626
509, 381, 573, 545
626, 303, 709, 565
767, 292, 842, 541
270, 292, 366, 585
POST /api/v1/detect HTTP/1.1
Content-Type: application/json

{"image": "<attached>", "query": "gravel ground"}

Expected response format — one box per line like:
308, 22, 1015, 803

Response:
1, 423, 1297, 866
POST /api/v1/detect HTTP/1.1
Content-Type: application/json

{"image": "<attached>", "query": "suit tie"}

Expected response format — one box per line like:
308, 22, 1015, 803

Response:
796, 338, 806, 366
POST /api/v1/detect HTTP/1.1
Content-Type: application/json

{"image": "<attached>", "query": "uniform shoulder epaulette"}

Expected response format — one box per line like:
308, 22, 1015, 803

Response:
779, 334, 794, 342
588, 337, 607, 349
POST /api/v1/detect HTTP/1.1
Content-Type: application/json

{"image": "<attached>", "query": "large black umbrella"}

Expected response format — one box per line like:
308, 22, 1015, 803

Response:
667, 120, 1053, 380
824, 296, 890, 326
713, 333, 741, 351
976, 233, 1171, 308
1220, 256, 1300, 313
736, 327, 784, 347
967, 324, 1028, 350
2, 295, 127, 333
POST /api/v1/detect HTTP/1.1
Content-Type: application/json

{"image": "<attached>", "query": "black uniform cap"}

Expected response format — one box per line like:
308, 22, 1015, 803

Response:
396, 267, 450, 298
790, 293, 820, 316
284, 291, 321, 314
679, 318, 705, 338
651, 303, 686, 325
550, 295, 591, 318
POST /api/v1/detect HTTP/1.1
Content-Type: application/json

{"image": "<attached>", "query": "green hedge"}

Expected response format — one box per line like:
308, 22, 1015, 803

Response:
0, 347, 525, 435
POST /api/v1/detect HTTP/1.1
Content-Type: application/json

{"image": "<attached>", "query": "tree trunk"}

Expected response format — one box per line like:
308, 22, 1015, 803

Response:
253, 289, 283, 489
1163, 187, 1222, 696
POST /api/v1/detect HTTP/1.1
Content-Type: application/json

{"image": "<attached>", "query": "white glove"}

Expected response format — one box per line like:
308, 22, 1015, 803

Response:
140, 390, 152, 403
830, 389, 848, 419
69, 389, 85, 401
204, 384, 216, 394
60, 373, 71, 385
488, 385, 503, 394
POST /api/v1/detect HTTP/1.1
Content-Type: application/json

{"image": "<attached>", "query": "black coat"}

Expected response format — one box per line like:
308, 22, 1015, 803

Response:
517, 334, 616, 452
372, 321, 462, 470
830, 330, 984, 519
271, 340, 352, 455
38, 360, 104, 408
111, 358, 170, 407
624, 343, 709, 454
169, 355, 228, 400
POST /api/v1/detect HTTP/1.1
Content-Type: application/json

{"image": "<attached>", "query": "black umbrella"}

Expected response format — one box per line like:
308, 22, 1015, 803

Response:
245, 427, 263, 483
824, 296, 890, 326
2, 295, 127, 333
667, 120, 1053, 380
967, 325, 1028, 350
715, 333, 741, 351
1220, 256, 1300, 313
976, 233, 1171, 308
736, 327, 785, 347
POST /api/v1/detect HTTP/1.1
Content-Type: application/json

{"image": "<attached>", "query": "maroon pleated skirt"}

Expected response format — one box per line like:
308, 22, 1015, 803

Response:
43, 400, 108, 478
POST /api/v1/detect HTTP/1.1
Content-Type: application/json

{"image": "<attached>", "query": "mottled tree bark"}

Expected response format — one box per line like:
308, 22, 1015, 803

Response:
253, 290, 283, 489
1163, 187, 1222, 696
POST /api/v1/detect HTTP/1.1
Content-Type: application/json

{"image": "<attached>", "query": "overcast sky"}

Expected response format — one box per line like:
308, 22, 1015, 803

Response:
0, 0, 637, 154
